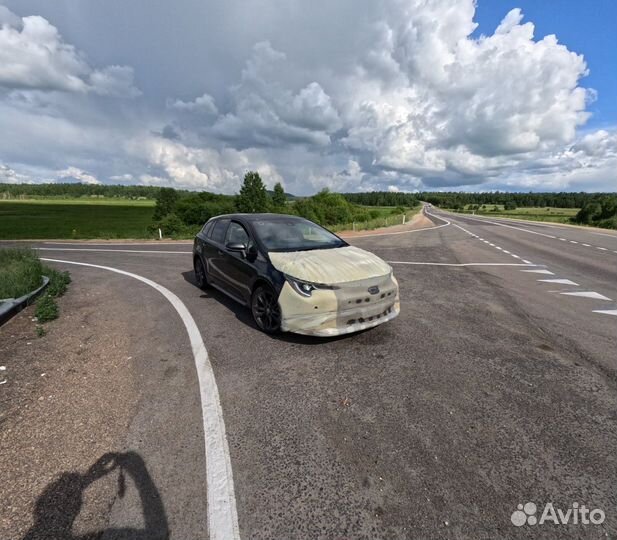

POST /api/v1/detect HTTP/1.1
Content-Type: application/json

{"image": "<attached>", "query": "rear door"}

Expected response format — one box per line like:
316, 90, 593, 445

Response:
205, 218, 230, 287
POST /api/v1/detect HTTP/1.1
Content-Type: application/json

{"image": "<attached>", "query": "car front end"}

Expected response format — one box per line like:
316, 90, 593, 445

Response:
269, 245, 400, 337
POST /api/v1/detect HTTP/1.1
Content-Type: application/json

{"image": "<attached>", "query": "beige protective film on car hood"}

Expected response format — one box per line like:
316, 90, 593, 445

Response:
268, 246, 391, 284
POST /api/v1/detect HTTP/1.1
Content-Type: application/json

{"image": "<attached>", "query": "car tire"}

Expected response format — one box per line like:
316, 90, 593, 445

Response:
251, 284, 281, 334
194, 256, 209, 290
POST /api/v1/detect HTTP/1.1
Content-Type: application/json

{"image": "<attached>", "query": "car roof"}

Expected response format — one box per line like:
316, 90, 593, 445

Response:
212, 213, 307, 222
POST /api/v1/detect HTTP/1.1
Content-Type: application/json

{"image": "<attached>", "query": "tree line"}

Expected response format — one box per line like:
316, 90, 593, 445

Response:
0, 183, 168, 199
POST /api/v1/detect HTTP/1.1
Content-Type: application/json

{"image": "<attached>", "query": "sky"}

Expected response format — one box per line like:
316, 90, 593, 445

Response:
0, 0, 615, 195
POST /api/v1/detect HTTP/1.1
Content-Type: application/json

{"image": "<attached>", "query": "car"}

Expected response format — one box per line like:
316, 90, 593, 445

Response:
192, 213, 400, 336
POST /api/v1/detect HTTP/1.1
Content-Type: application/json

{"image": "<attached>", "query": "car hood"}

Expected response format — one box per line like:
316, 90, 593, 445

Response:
268, 246, 391, 284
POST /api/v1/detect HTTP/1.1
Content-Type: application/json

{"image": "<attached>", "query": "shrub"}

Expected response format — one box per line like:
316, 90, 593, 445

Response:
44, 267, 71, 297
36, 294, 59, 323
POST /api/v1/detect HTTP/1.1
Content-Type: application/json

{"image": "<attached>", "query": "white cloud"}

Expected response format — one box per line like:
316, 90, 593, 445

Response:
0, 1, 615, 193
0, 162, 32, 183
0, 7, 139, 96
57, 166, 100, 184
168, 92, 218, 114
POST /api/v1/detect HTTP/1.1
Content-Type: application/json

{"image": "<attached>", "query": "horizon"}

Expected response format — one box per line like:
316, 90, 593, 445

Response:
0, 1, 616, 195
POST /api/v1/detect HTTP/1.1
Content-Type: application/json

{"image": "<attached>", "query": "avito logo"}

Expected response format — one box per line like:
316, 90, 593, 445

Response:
511, 502, 605, 527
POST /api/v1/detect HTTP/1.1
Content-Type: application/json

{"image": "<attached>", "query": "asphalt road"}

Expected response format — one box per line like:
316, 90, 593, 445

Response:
5, 208, 617, 539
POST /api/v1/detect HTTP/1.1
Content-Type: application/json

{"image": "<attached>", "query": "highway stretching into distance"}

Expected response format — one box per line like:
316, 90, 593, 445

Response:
3, 206, 617, 539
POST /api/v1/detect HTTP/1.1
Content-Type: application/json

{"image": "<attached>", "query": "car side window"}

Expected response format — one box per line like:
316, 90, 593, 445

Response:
210, 219, 230, 244
225, 221, 250, 246
202, 221, 214, 237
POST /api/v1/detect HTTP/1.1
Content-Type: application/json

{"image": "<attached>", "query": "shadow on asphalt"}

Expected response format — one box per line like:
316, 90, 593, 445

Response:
22, 451, 168, 540
181, 270, 356, 345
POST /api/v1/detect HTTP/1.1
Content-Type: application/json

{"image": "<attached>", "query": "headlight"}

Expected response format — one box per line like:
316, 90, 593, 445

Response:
285, 275, 339, 297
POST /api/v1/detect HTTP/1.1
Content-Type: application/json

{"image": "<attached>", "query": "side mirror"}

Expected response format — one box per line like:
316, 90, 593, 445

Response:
226, 242, 247, 253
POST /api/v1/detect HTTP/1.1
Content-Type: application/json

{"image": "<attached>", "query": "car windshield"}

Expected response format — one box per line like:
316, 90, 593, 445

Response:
252, 218, 345, 252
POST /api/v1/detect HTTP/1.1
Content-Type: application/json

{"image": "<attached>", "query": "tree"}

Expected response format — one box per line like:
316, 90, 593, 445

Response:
272, 182, 287, 207
504, 201, 517, 211
152, 188, 179, 220
236, 171, 270, 213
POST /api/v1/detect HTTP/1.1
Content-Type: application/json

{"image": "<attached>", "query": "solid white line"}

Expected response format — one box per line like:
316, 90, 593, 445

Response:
560, 291, 612, 301
522, 269, 554, 275
538, 278, 579, 286
40, 257, 240, 540
37, 247, 191, 254
43, 241, 193, 246
388, 261, 534, 267
593, 309, 617, 316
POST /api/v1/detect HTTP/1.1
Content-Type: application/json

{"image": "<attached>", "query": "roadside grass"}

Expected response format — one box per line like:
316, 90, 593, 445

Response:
330, 204, 422, 232
448, 205, 580, 224
0, 248, 44, 299
0, 247, 71, 324
0, 200, 155, 239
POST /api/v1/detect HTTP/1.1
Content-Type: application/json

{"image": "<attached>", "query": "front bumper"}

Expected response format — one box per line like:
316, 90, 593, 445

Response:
278, 274, 400, 337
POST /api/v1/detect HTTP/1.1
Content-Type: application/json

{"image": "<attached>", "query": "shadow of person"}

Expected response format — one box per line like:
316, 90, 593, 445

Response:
23, 452, 169, 540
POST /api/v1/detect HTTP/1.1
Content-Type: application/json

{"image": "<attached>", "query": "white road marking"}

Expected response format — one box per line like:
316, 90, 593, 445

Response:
511, 254, 521, 259
38, 247, 191, 254
570, 241, 578, 244
597, 247, 608, 251
522, 269, 554, 275
538, 278, 579, 286
559, 238, 567, 241
522, 259, 533, 264
593, 309, 617, 316
582, 243, 591, 247
388, 261, 534, 266
41, 257, 240, 540
559, 291, 612, 301
502, 250, 510, 254
43, 241, 193, 246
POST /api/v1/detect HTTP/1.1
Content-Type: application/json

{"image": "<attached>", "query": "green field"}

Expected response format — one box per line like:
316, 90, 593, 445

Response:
0, 199, 155, 239
451, 205, 579, 224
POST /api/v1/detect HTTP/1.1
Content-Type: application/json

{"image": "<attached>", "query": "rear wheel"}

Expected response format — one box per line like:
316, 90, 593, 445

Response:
194, 256, 208, 289
251, 285, 281, 334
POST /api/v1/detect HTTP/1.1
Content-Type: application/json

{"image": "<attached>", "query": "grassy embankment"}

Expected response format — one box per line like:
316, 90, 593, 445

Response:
0, 248, 71, 325
448, 205, 579, 224
330, 204, 422, 232
0, 198, 155, 240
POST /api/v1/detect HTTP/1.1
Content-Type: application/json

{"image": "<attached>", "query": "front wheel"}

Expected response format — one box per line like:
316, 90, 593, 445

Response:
251, 285, 281, 334
194, 256, 208, 289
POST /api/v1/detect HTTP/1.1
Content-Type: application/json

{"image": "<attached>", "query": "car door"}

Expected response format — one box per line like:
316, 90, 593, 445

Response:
220, 220, 256, 302
205, 218, 230, 288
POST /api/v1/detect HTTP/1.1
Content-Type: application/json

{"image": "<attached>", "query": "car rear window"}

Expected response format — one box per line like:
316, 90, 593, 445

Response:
211, 219, 230, 244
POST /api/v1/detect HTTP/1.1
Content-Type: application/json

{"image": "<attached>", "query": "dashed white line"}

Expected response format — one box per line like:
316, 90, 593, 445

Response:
593, 309, 617, 316
597, 247, 608, 251
41, 257, 240, 540
582, 243, 591, 247
560, 291, 612, 301
538, 278, 579, 286
522, 269, 554, 275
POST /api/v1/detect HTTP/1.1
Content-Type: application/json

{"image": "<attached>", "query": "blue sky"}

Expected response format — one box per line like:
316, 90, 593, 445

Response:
474, 0, 617, 129
0, 1, 615, 193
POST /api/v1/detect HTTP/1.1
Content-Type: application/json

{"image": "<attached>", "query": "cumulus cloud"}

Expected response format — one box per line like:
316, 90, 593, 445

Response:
57, 166, 100, 184
0, 162, 32, 183
211, 41, 342, 148
0, 0, 615, 193
168, 92, 218, 114
0, 7, 139, 96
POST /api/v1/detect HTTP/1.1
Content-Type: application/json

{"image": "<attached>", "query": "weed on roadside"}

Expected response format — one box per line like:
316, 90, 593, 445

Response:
36, 294, 59, 323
